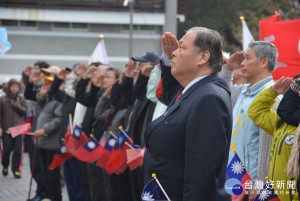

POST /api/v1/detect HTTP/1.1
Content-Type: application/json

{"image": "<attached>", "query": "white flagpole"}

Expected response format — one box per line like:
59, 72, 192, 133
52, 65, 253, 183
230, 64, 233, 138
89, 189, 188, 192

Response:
152, 173, 171, 201
118, 125, 133, 143
69, 113, 73, 134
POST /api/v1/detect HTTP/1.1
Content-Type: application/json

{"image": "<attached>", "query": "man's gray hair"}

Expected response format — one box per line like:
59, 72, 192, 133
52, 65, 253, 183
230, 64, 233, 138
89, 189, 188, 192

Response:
248, 41, 278, 71
187, 27, 223, 73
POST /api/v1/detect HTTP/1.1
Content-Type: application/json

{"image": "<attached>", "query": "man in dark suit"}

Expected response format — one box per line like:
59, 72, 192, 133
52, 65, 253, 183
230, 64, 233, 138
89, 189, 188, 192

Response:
143, 27, 232, 200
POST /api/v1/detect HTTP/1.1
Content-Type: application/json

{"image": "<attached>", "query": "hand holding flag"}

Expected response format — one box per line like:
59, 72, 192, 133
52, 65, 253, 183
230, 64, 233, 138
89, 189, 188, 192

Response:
8, 123, 32, 138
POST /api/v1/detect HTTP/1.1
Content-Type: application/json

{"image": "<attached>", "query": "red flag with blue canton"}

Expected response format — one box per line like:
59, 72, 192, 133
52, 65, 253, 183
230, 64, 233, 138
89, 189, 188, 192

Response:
96, 134, 116, 169
64, 114, 73, 144
49, 145, 72, 170
8, 123, 32, 138
141, 177, 169, 201
24, 110, 34, 126
73, 136, 102, 163
66, 125, 88, 154
227, 152, 251, 201
254, 182, 280, 201
106, 131, 130, 174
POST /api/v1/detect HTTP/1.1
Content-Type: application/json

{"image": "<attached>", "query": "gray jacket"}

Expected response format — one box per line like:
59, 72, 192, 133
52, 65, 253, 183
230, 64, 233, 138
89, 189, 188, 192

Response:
94, 94, 127, 138
36, 94, 62, 150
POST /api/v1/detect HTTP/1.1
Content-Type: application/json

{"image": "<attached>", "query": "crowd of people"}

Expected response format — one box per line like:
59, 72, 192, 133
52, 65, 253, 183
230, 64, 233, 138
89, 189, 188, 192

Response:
0, 26, 299, 201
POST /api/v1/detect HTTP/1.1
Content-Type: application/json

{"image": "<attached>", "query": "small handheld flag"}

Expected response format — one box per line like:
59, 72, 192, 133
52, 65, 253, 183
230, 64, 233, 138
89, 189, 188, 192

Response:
73, 136, 102, 163
65, 125, 88, 154
126, 144, 146, 170
8, 123, 32, 138
64, 113, 73, 144
24, 110, 34, 126
118, 125, 133, 143
141, 173, 170, 201
227, 150, 251, 201
96, 134, 117, 169
106, 131, 130, 174
254, 178, 280, 201
49, 145, 72, 170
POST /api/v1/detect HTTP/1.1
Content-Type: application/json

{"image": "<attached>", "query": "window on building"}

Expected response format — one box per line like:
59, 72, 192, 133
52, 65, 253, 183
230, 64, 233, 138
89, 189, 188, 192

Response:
53, 22, 70, 28
20, 21, 37, 27
140, 25, 155, 31
121, 25, 138, 31
121, 24, 157, 33
1, 20, 18, 26
72, 23, 88, 29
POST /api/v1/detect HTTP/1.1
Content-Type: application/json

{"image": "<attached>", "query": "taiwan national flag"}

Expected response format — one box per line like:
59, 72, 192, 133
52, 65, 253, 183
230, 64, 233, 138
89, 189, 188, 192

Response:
24, 110, 34, 126
254, 182, 280, 201
227, 152, 252, 201
49, 145, 72, 170
65, 125, 88, 154
8, 123, 32, 138
73, 136, 102, 163
141, 177, 169, 201
126, 147, 146, 170
106, 131, 129, 175
96, 135, 116, 169
64, 114, 73, 144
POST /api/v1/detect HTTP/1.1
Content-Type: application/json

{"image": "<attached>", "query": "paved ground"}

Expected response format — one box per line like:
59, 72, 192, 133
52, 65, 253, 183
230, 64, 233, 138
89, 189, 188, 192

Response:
0, 153, 68, 201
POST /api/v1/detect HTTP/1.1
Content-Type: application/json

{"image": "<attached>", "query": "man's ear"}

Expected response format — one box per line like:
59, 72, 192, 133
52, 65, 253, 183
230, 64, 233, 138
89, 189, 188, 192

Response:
198, 50, 210, 66
261, 58, 269, 69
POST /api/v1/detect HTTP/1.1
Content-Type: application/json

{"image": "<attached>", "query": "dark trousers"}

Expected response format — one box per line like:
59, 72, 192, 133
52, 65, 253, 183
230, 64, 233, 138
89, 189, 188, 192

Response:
2, 134, 22, 172
113, 168, 134, 201
76, 160, 92, 201
130, 167, 144, 201
87, 162, 107, 201
39, 148, 62, 201
63, 158, 86, 201
25, 135, 47, 198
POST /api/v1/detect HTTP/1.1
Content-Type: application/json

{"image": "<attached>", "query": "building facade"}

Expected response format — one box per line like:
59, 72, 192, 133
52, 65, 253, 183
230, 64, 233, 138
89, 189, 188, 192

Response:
0, 0, 186, 77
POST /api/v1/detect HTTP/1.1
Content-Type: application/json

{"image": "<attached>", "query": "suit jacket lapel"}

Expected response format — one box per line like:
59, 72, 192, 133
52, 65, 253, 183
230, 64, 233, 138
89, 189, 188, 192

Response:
145, 73, 218, 141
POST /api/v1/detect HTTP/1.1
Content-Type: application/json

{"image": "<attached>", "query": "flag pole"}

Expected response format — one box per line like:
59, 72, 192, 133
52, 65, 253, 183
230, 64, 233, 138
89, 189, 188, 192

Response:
152, 173, 171, 201
118, 126, 133, 143
27, 136, 39, 200
68, 113, 73, 134
109, 131, 118, 139
125, 142, 135, 149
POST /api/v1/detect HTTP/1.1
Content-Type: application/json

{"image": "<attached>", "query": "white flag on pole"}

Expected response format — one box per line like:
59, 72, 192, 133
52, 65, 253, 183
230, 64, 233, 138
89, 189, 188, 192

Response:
89, 39, 109, 65
242, 20, 255, 52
